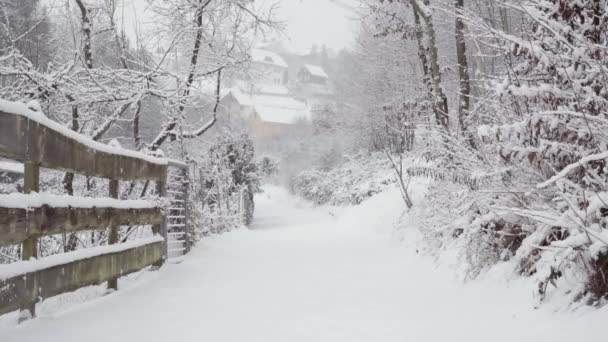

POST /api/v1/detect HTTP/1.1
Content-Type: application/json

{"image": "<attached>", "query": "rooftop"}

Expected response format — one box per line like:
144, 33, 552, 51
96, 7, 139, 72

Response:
303, 64, 328, 79
252, 49, 289, 69
226, 89, 310, 125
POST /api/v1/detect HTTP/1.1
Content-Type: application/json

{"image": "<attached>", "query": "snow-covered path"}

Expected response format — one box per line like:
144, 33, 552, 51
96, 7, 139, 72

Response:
1, 186, 607, 342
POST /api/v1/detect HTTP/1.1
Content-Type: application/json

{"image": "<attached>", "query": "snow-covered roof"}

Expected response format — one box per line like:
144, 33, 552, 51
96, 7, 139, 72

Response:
253, 94, 310, 125
231, 80, 290, 96
254, 84, 290, 95
303, 64, 328, 79
225, 89, 310, 125
252, 49, 288, 69
228, 88, 254, 107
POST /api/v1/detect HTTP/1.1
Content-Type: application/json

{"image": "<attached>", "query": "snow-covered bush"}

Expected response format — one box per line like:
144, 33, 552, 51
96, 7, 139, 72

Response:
258, 155, 279, 179
473, 0, 608, 304
395, 0, 608, 304
290, 152, 395, 206
196, 133, 260, 234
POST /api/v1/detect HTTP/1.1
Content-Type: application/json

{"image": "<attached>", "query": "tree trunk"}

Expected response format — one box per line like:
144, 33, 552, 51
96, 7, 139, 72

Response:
454, 0, 475, 148
74, 0, 93, 69
133, 100, 142, 150
410, 0, 449, 132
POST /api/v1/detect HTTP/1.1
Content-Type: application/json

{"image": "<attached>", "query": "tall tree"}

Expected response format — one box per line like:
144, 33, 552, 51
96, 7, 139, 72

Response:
0, 0, 54, 70
149, 0, 277, 151
454, 0, 474, 147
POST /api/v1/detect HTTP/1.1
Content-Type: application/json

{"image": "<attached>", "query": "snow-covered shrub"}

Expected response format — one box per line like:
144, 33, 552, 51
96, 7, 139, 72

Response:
402, 0, 608, 304
290, 152, 395, 206
196, 133, 260, 233
477, 0, 608, 303
258, 155, 279, 179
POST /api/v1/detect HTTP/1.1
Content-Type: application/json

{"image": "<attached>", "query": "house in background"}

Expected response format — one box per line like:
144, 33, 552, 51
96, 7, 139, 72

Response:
294, 64, 332, 108
298, 64, 329, 85
275, 48, 335, 115
249, 49, 289, 87
221, 48, 311, 141
222, 88, 310, 140
218, 46, 348, 141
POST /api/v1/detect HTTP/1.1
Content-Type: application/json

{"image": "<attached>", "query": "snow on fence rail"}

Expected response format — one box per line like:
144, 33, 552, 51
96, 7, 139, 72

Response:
0, 100, 167, 181
0, 101, 192, 321
0, 237, 163, 317
0, 194, 162, 245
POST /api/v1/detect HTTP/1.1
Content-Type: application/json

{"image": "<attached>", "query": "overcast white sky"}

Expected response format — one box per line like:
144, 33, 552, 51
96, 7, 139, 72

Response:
274, 0, 358, 53
117, 0, 358, 54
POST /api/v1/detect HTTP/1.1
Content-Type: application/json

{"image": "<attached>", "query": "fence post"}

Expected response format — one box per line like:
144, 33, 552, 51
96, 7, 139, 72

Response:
182, 167, 191, 253
19, 161, 39, 321
107, 178, 119, 290
153, 179, 168, 264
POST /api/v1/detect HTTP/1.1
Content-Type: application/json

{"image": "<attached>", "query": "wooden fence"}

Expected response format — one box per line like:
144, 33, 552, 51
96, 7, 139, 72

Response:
0, 106, 191, 320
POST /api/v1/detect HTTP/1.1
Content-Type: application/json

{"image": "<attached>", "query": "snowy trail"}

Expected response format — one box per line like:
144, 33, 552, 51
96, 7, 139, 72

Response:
1, 186, 607, 342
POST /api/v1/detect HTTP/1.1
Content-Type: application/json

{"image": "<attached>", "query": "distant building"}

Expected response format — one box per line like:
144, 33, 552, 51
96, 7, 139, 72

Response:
222, 88, 310, 140
295, 64, 332, 103
250, 49, 289, 86
221, 48, 312, 140
298, 64, 329, 85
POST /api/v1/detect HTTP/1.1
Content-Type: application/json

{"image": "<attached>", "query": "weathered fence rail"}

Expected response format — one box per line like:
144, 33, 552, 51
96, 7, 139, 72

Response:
0, 199, 163, 246
0, 238, 163, 317
0, 108, 166, 180
0, 102, 191, 320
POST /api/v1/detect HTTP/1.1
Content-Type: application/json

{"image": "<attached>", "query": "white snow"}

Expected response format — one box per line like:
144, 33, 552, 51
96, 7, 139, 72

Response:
254, 84, 290, 95
25, 100, 41, 113
253, 94, 310, 124
0, 99, 168, 166
538, 150, 608, 189
226, 89, 311, 124
251, 49, 288, 68
304, 64, 329, 79
226, 87, 254, 106
477, 124, 492, 138
0, 193, 158, 210
0, 236, 163, 281
0, 160, 23, 174
0, 186, 607, 341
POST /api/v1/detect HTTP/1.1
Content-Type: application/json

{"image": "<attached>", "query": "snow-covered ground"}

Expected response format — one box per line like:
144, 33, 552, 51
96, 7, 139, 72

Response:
1, 185, 607, 341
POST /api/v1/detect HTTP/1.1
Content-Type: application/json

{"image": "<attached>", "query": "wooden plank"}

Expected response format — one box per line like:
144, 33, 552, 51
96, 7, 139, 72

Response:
0, 240, 162, 316
0, 111, 167, 181
0, 112, 26, 161
0, 207, 162, 246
